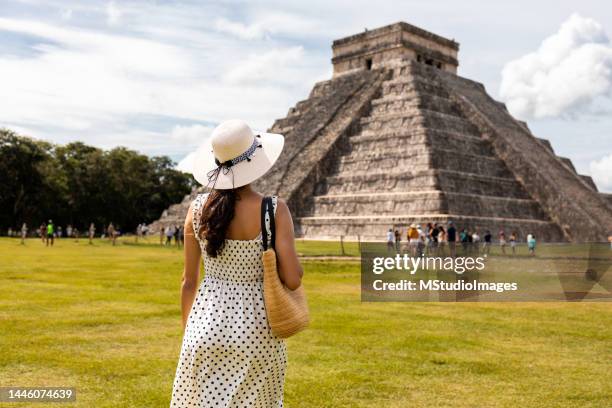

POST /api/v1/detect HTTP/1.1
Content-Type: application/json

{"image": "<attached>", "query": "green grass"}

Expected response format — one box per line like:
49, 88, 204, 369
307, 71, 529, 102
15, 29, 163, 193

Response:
294, 238, 361, 257
0, 237, 610, 407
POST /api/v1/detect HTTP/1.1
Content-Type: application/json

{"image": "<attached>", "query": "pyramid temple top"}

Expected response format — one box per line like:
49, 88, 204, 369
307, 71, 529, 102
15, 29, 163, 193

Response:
331, 22, 459, 77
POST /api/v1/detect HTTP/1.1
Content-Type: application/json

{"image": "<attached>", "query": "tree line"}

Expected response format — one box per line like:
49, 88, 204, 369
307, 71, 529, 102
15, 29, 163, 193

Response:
0, 129, 196, 234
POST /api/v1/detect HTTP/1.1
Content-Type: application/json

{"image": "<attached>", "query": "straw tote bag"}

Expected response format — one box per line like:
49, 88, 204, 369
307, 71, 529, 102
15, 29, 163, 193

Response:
261, 196, 309, 338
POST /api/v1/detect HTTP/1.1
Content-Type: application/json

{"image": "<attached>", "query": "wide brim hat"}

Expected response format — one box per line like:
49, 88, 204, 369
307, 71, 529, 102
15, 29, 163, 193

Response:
192, 119, 284, 190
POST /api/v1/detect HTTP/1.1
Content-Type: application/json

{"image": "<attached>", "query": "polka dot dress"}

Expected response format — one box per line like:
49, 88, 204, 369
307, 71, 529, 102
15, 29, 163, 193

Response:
170, 193, 287, 407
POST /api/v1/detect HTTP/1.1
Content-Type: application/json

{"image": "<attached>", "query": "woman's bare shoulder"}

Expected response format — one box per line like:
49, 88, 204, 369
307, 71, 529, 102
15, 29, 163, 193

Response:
273, 197, 294, 224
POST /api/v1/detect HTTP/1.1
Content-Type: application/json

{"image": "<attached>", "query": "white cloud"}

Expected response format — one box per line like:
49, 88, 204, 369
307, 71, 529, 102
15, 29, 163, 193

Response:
223, 46, 305, 85
500, 13, 612, 119
106, 1, 121, 26
0, 18, 196, 131
60, 9, 72, 20
171, 124, 214, 145
0, 12, 322, 157
214, 17, 268, 40
214, 13, 321, 41
589, 154, 612, 192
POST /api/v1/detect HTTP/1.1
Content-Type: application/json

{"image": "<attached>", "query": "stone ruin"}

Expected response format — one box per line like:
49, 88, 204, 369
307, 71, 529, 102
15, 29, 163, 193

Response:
150, 22, 612, 242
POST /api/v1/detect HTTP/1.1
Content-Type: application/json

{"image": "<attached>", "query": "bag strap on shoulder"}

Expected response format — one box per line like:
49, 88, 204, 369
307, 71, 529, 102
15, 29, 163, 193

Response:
261, 196, 278, 250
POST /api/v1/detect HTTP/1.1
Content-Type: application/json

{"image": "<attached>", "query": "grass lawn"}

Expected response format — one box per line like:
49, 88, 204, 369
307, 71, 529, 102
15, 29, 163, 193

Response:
0, 237, 610, 407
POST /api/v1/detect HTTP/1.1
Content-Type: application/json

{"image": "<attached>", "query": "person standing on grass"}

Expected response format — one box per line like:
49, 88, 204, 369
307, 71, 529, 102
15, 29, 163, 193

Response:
447, 221, 457, 257
472, 229, 480, 255
499, 229, 507, 255
527, 234, 536, 256
437, 225, 447, 256
174, 224, 180, 247
417, 224, 426, 256
88, 223, 96, 244
160, 226, 165, 246
407, 224, 419, 256
386, 228, 394, 252
107, 223, 117, 246
483, 230, 492, 255
425, 223, 433, 255
509, 231, 517, 255
177, 225, 184, 248
39, 223, 46, 242
431, 223, 440, 255
46, 220, 54, 247
20, 223, 28, 244
460, 228, 469, 255
166, 225, 174, 246
170, 120, 300, 407
394, 229, 401, 252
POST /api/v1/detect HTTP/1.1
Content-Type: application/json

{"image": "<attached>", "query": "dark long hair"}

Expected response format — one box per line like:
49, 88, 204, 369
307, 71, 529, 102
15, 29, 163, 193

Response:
198, 189, 239, 257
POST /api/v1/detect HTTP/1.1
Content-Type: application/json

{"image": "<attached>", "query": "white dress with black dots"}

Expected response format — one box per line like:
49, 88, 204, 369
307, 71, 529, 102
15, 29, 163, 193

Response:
170, 193, 287, 407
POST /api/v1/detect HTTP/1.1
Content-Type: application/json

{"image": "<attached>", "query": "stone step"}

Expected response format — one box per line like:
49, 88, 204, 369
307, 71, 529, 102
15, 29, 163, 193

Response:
273, 125, 294, 135
350, 130, 494, 157
435, 169, 529, 198
382, 74, 446, 89
341, 146, 503, 164
312, 191, 445, 216
311, 191, 546, 219
285, 104, 307, 119
272, 114, 300, 130
296, 214, 564, 242
353, 127, 482, 143
359, 110, 479, 135
370, 93, 462, 117
359, 111, 425, 131
294, 99, 313, 112
339, 146, 430, 163
580, 175, 598, 191
336, 148, 513, 178
382, 76, 450, 98
430, 149, 511, 177
323, 169, 530, 198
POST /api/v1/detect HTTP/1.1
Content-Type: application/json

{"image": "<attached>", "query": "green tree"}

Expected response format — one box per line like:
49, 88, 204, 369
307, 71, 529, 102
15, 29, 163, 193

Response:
0, 129, 65, 228
0, 129, 195, 234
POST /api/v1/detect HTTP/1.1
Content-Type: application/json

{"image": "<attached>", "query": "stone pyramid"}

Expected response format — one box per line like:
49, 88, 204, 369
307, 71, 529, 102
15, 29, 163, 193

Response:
153, 22, 612, 242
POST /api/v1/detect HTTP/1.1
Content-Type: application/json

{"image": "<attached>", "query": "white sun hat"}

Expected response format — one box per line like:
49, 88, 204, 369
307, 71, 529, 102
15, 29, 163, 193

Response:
192, 119, 284, 190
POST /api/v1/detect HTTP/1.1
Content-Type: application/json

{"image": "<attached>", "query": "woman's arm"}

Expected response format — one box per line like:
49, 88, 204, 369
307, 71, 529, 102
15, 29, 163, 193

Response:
181, 203, 201, 330
274, 198, 303, 290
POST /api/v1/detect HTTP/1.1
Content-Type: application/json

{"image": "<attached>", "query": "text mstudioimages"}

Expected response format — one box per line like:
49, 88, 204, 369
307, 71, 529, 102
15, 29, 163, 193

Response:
372, 280, 518, 293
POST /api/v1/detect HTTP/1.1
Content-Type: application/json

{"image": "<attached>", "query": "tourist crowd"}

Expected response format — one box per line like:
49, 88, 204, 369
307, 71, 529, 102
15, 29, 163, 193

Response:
386, 221, 538, 256
159, 225, 184, 248
6, 221, 154, 247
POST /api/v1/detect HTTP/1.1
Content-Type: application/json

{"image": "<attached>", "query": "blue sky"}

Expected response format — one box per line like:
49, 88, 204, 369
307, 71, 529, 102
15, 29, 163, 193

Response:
1, 0, 611, 191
